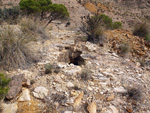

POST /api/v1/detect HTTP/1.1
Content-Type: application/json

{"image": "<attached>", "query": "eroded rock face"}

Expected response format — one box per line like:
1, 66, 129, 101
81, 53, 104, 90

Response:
58, 48, 85, 66
6, 74, 25, 100
58, 50, 70, 63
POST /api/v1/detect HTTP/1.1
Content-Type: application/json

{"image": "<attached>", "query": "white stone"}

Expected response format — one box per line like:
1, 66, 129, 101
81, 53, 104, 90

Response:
67, 82, 74, 88
55, 86, 63, 92
63, 66, 82, 76
33, 86, 48, 99
64, 111, 74, 113
114, 87, 127, 93
18, 88, 31, 101
2, 102, 18, 113
85, 42, 97, 51
109, 105, 119, 113
87, 87, 93, 91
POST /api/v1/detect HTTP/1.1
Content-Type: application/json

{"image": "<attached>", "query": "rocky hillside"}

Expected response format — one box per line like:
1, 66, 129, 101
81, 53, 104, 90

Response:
83, 0, 150, 31
0, 0, 150, 113
1, 25, 149, 113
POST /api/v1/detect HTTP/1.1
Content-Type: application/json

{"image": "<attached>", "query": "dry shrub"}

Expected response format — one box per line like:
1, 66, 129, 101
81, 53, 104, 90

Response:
133, 23, 149, 38
0, 24, 36, 70
19, 18, 38, 35
119, 43, 130, 55
19, 18, 48, 40
80, 68, 92, 81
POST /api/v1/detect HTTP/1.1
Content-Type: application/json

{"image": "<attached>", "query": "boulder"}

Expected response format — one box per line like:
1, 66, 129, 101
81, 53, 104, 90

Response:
6, 74, 25, 100
1, 102, 18, 113
18, 88, 31, 101
32, 86, 48, 99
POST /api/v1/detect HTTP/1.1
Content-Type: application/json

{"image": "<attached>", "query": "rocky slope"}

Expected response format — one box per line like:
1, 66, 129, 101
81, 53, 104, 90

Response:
0, 24, 149, 113
84, 0, 150, 31
0, 0, 150, 113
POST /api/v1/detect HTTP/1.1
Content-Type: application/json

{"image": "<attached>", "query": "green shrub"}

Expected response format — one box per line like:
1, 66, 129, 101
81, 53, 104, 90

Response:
45, 4, 69, 27
37, 0, 52, 19
112, 21, 122, 29
0, 6, 20, 24
145, 34, 150, 42
80, 14, 106, 43
80, 68, 92, 81
19, 0, 41, 14
0, 73, 10, 100
80, 14, 122, 43
19, 0, 52, 19
119, 43, 130, 55
44, 63, 53, 74
99, 14, 113, 29
133, 23, 149, 37
133, 23, 150, 46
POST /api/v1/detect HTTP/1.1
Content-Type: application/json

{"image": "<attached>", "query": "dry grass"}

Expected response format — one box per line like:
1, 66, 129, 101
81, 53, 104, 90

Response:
0, 22, 37, 70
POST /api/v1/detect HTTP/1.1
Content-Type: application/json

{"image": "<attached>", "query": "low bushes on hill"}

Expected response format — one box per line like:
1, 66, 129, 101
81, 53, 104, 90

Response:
133, 23, 150, 47
80, 14, 122, 43
133, 23, 149, 37
0, 6, 20, 24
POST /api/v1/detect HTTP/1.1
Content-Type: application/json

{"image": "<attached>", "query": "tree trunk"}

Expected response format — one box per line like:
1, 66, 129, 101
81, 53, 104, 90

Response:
40, 12, 44, 21
44, 18, 52, 28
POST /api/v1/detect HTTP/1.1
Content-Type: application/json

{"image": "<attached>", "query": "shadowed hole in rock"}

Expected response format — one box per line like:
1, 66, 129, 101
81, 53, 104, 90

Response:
69, 49, 85, 66
58, 47, 85, 66
122, 88, 142, 101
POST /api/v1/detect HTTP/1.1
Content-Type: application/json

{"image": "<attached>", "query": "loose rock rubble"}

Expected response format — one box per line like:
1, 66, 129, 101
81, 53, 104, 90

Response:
1, 27, 149, 113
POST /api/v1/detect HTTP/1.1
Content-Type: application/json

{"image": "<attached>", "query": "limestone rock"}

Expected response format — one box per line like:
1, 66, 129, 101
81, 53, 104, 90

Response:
74, 92, 84, 107
85, 42, 97, 52
33, 86, 48, 99
106, 94, 115, 101
18, 88, 31, 101
6, 74, 25, 100
63, 66, 82, 76
114, 86, 127, 93
126, 107, 133, 113
109, 105, 119, 113
2, 102, 18, 113
87, 102, 97, 113
67, 82, 74, 88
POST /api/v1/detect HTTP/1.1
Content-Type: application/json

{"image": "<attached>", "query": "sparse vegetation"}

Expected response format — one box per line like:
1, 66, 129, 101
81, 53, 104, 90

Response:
0, 73, 11, 100
80, 14, 105, 43
0, 24, 37, 70
133, 23, 149, 37
19, 0, 41, 15
81, 14, 122, 43
137, 59, 146, 67
44, 63, 60, 74
99, 14, 122, 29
126, 88, 142, 101
0, 6, 20, 24
45, 4, 69, 27
44, 63, 53, 74
133, 23, 150, 47
112, 21, 122, 29
80, 68, 92, 81
19, 0, 69, 27
119, 43, 130, 55
19, 0, 52, 19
